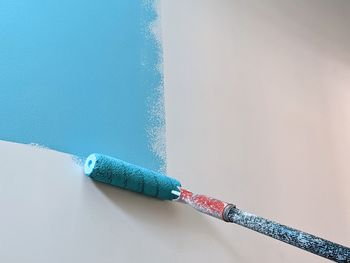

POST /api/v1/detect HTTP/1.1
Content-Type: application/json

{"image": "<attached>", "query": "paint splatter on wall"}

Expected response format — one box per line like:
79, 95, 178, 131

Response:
0, 0, 165, 171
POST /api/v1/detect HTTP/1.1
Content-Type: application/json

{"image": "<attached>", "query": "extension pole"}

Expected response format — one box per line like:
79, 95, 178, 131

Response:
175, 188, 350, 263
224, 206, 350, 262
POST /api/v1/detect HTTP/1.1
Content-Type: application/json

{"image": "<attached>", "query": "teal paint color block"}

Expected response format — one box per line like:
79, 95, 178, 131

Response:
0, 0, 164, 170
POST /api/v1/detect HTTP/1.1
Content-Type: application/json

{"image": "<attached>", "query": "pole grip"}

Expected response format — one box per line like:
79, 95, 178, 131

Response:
224, 206, 350, 262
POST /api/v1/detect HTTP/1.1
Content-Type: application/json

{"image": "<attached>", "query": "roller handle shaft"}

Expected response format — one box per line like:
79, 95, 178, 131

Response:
225, 206, 350, 262
176, 188, 350, 262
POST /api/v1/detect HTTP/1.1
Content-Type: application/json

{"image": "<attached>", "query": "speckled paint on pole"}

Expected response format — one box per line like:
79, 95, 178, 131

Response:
225, 207, 350, 262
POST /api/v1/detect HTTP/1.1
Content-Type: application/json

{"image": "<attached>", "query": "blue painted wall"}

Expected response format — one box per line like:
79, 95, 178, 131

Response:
0, 0, 163, 170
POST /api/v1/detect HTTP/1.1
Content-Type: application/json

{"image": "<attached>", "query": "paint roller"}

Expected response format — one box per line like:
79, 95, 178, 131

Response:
84, 153, 350, 262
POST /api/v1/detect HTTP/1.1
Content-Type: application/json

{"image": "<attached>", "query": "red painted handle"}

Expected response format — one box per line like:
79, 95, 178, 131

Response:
177, 188, 230, 220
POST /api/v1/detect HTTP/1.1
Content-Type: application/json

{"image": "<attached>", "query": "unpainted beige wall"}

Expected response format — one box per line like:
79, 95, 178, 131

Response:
162, 1, 350, 262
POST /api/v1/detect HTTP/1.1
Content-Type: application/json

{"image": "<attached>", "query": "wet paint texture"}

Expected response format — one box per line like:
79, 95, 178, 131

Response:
178, 188, 229, 220
0, 0, 163, 170
226, 207, 350, 262
84, 154, 181, 200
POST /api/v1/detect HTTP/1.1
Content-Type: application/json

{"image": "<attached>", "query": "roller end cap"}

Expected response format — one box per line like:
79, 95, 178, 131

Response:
84, 154, 97, 176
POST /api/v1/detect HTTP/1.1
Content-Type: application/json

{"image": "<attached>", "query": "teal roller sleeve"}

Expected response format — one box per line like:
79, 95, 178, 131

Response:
84, 153, 181, 200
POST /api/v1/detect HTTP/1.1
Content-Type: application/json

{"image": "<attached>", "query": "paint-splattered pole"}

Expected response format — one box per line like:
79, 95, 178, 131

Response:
225, 207, 350, 262
174, 188, 350, 262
